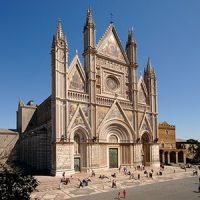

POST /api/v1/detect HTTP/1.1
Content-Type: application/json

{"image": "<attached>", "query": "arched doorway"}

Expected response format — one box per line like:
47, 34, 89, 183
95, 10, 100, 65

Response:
141, 132, 150, 166
170, 151, 176, 163
99, 120, 134, 169
178, 151, 184, 163
73, 131, 87, 172
108, 134, 119, 168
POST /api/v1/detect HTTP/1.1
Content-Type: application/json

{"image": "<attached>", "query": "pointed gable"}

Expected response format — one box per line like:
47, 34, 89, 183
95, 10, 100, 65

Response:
69, 54, 86, 92
97, 100, 135, 134
96, 24, 128, 64
139, 112, 152, 133
67, 104, 91, 132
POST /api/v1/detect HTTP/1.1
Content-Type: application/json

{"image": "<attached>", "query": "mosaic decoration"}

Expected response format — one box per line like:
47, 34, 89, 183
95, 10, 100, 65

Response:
69, 68, 84, 91
100, 32, 124, 61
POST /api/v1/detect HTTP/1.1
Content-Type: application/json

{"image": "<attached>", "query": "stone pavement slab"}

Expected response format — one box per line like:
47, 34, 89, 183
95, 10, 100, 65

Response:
31, 166, 199, 199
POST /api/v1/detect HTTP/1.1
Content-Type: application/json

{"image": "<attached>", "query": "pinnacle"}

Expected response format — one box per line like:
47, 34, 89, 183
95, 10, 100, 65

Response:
56, 19, 65, 41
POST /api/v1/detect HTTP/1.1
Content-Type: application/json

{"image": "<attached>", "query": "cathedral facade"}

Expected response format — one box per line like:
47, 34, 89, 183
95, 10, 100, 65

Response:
17, 9, 160, 176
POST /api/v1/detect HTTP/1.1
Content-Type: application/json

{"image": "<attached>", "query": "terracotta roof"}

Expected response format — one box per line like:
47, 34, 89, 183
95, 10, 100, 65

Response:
0, 129, 18, 134
176, 138, 187, 142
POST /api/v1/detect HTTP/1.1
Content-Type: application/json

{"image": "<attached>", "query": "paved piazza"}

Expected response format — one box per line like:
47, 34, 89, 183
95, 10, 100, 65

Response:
31, 166, 200, 200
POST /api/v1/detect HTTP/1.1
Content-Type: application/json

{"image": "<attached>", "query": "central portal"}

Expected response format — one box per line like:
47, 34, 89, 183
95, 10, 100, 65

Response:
109, 148, 118, 168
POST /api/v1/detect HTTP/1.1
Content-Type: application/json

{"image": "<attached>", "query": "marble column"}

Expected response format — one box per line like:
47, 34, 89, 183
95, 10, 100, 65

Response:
162, 152, 165, 164
183, 153, 186, 164
167, 152, 170, 164
176, 152, 178, 164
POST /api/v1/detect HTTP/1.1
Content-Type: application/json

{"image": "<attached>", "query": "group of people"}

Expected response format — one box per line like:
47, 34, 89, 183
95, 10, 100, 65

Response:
99, 174, 109, 179
78, 177, 91, 188
61, 172, 72, 185
60, 165, 200, 196
117, 189, 127, 199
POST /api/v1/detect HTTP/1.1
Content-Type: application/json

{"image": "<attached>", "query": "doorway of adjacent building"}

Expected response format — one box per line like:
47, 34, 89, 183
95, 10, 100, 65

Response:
74, 157, 80, 172
109, 148, 118, 168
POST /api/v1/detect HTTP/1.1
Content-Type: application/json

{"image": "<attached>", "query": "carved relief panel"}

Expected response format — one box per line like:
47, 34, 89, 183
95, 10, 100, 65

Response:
124, 110, 133, 124
69, 103, 78, 121
96, 106, 109, 127
96, 57, 130, 99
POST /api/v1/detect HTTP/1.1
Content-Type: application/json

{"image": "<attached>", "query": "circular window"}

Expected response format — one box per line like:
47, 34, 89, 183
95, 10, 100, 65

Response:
106, 76, 119, 91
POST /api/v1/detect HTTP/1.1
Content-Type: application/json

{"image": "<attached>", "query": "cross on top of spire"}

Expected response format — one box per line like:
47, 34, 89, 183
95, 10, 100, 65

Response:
110, 13, 114, 24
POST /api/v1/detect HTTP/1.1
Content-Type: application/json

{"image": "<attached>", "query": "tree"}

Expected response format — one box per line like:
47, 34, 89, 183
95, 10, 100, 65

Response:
187, 139, 200, 164
0, 165, 39, 200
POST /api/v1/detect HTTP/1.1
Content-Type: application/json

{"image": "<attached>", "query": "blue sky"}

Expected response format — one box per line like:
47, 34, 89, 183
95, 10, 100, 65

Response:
0, 0, 199, 140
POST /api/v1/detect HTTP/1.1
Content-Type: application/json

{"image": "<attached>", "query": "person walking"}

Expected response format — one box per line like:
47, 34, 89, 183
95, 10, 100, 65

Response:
118, 191, 121, 199
123, 189, 127, 198
138, 173, 140, 180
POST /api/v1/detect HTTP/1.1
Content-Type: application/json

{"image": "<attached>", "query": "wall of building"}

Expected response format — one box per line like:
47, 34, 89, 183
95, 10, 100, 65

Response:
0, 129, 19, 164
158, 122, 176, 149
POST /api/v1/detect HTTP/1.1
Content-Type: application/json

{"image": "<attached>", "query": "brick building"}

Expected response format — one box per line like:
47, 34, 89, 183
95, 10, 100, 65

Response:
158, 122, 186, 165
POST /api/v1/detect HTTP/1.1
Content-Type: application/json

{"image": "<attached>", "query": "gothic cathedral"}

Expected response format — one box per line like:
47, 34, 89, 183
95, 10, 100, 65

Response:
17, 9, 160, 175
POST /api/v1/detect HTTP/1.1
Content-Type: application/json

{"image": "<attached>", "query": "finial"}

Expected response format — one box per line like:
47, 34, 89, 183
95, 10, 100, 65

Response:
56, 18, 65, 40
131, 26, 133, 31
146, 57, 155, 75
75, 49, 78, 55
127, 27, 136, 45
85, 7, 94, 26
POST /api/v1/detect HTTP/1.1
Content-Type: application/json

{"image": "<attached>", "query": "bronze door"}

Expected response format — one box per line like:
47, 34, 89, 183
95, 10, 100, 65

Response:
74, 157, 80, 171
109, 148, 118, 168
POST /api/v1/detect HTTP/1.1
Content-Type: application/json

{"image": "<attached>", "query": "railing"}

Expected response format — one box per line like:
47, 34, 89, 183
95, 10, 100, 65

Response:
68, 91, 133, 109
68, 91, 89, 103
119, 101, 133, 109
96, 96, 114, 106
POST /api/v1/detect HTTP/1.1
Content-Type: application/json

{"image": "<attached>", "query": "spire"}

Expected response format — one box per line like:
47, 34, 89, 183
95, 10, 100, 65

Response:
146, 57, 153, 72
127, 27, 136, 45
56, 19, 65, 41
52, 19, 68, 50
145, 57, 156, 77
84, 8, 95, 29
126, 27, 137, 65
83, 8, 96, 51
